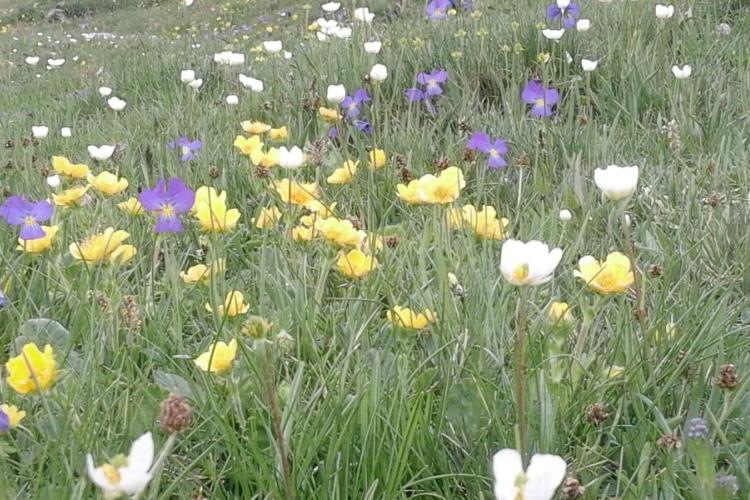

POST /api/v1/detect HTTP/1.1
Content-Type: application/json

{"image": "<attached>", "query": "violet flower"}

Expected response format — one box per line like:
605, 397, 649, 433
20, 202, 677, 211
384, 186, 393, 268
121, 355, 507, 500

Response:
353, 120, 373, 135
546, 1, 581, 29
341, 89, 370, 119
0, 195, 54, 240
138, 177, 195, 233
416, 69, 449, 97
427, 0, 453, 19
405, 88, 425, 102
168, 136, 203, 161
521, 80, 559, 117
467, 132, 509, 169
0, 409, 8, 432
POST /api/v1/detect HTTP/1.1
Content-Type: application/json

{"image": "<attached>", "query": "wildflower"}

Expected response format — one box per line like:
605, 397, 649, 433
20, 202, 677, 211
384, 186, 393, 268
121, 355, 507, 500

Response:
31, 126, 49, 138
492, 449, 566, 500
268, 126, 288, 141
671, 64, 692, 79
326, 84, 346, 104
87, 172, 128, 196
194, 339, 238, 373
546, 0, 581, 29
319, 106, 342, 123
427, 0, 453, 19
419, 166, 466, 204
188, 79, 203, 90
5, 342, 58, 394
341, 89, 371, 119
461, 205, 510, 239
337, 249, 377, 278
327, 160, 358, 184
0, 404, 25, 428
69, 227, 136, 264
655, 4, 674, 18
61, 127, 72, 138
369, 64, 388, 82
234, 134, 263, 156
180, 259, 225, 284
18, 225, 59, 253
316, 217, 366, 247
47, 58, 65, 68
574, 252, 634, 294
715, 475, 739, 495
107, 96, 127, 111
193, 189, 241, 233
262, 40, 282, 53
250, 146, 280, 168
364, 41, 382, 54
559, 209, 572, 221
594, 165, 639, 200
581, 58, 598, 72
273, 179, 320, 205
291, 224, 316, 241
168, 136, 203, 161
576, 18, 591, 31
205, 291, 249, 317
47, 175, 62, 189
322, 2, 340, 12
548, 301, 574, 325
86, 432, 154, 497
118, 197, 143, 215
387, 306, 436, 330
53, 186, 88, 207
0, 196, 54, 240
87, 145, 115, 161
278, 146, 305, 169
500, 239, 563, 286
159, 393, 193, 434
252, 206, 282, 228
214, 51, 245, 65
353, 7, 375, 23
139, 177, 196, 233
467, 131, 509, 169
685, 417, 708, 439
98, 86, 112, 96
241, 121, 271, 134
521, 80, 559, 117
25, 56, 40, 65
369, 149, 386, 169
238, 74, 264, 91
542, 28, 565, 40
416, 69, 449, 97
52, 155, 90, 178
180, 69, 195, 83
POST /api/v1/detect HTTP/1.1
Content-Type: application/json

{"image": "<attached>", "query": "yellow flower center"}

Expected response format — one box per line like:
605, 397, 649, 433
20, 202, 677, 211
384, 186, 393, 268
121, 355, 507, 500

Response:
512, 263, 529, 282
101, 464, 122, 485
23, 215, 36, 226
161, 204, 175, 217
597, 271, 615, 289
534, 98, 545, 108
489, 148, 499, 157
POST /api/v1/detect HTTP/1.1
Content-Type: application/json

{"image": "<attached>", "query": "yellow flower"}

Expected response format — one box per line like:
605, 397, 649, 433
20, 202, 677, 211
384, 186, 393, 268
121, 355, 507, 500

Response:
205, 291, 250, 317
194, 339, 238, 373
194, 196, 241, 233
17, 225, 58, 254
118, 197, 143, 215
574, 252, 634, 294
252, 206, 282, 229
316, 217, 366, 247
605, 365, 625, 379
53, 185, 88, 207
87, 171, 128, 196
368, 149, 386, 169
387, 306, 436, 330
291, 224, 316, 241
419, 167, 465, 204
273, 179, 320, 206
318, 107, 341, 123
396, 180, 425, 205
537, 52, 551, 64
180, 259, 225, 284
327, 160, 358, 184
303, 200, 337, 218
268, 126, 288, 141
52, 156, 90, 179
234, 134, 263, 156
69, 227, 136, 264
5, 343, 58, 394
241, 121, 271, 135
547, 301, 574, 325
336, 249, 378, 278
192, 186, 227, 212
461, 205, 509, 240
250, 147, 280, 168
0, 404, 26, 427
445, 208, 465, 229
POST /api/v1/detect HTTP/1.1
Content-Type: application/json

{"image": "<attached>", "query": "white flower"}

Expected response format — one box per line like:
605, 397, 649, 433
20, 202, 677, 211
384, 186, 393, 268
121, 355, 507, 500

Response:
716, 23, 731, 35
493, 449, 566, 500
556, 0, 570, 8
239, 74, 264, 92
655, 4, 675, 19
227, 52, 245, 66
369, 63, 388, 82
353, 7, 375, 23
60, 127, 72, 138
594, 165, 639, 200
671, 64, 692, 79
47, 175, 61, 189
500, 239, 563, 286
581, 58, 598, 72
88, 145, 116, 161
47, 58, 65, 67
317, 18, 338, 31
322, 2, 341, 12
31, 126, 49, 138
184, 0, 195, 5
180, 69, 195, 83
559, 209, 572, 221
188, 78, 203, 89
98, 86, 112, 96
333, 27, 352, 39
263, 40, 283, 53
565, 51, 573, 64
107, 97, 127, 111
283, 51, 292, 60
364, 41, 382, 54
327, 84, 346, 104
576, 19, 591, 31
25, 56, 40, 65
542, 29, 565, 40
316, 32, 329, 42
278, 146, 305, 169
226, 94, 239, 105
87, 432, 154, 497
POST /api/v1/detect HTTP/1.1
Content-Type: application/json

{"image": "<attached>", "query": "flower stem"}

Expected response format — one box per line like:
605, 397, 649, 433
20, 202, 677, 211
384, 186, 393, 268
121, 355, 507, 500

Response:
621, 212, 647, 335
514, 289, 529, 459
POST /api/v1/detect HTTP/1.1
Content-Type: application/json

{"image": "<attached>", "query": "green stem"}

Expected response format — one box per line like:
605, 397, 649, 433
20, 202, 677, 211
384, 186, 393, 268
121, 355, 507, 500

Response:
514, 288, 529, 459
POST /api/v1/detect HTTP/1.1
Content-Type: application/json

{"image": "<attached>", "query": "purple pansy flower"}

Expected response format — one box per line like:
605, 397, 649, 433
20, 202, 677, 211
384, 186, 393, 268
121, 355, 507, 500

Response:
168, 136, 203, 161
427, 0, 453, 19
138, 177, 195, 233
546, 1, 581, 29
467, 131, 509, 169
0, 195, 54, 240
405, 88, 425, 102
0, 409, 8, 432
341, 89, 371, 119
354, 120, 373, 135
521, 80, 559, 117
416, 69, 449, 97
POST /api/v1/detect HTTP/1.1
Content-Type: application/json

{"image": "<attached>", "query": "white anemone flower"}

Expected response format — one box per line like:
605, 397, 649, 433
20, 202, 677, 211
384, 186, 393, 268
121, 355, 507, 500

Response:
353, 7, 375, 23
180, 69, 195, 83
31, 126, 49, 138
60, 127, 72, 138
542, 29, 565, 40
671, 64, 692, 79
239, 74, 264, 92
576, 19, 591, 31
364, 41, 382, 54
500, 240, 563, 286
47, 58, 65, 67
594, 165, 639, 200
263, 40, 283, 53
326, 84, 346, 104
188, 78, 203, 90
98, 86, 112, 96
86, 432, 154, 498
492, 449, 566, 500
226, 95, 239, 105
88, 145, 116, 161
322, 2, 341, 12
581, 58, 598, 72
655, 4, 675, 19
369, 63, 388, 82
25, 56, 40, 65
107, 97, 127, 111
278, 146, 305, 169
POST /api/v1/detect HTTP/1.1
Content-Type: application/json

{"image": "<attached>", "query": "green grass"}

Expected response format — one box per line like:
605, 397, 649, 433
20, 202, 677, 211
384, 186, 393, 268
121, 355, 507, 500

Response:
0, 0, 749, 498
